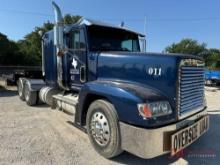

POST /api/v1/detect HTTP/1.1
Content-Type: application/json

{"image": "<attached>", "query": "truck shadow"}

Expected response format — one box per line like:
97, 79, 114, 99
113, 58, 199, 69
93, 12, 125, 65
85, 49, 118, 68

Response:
112, 152, 178, 164
208, 110, 220, 113
34, 104, 50, 108
0, 87, 18, 97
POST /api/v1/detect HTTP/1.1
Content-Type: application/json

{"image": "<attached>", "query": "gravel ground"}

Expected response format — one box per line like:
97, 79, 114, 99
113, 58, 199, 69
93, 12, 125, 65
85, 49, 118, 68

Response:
0, 85, 220, 165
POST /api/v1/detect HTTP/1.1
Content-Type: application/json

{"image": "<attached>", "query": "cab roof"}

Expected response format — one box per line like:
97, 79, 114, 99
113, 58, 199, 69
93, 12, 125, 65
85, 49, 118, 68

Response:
65, 18, 145, 37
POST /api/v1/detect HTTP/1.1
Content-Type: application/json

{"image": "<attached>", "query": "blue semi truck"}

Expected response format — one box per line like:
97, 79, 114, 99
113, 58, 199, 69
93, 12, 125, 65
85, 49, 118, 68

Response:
17, 2, 209, 159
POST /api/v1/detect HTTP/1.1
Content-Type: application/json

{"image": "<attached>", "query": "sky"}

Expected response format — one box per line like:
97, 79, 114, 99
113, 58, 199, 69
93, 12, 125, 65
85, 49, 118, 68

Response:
0, 0, 219, 52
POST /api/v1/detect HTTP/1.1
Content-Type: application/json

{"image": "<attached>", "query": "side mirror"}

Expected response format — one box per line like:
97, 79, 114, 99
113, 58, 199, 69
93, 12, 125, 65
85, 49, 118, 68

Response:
139, 37, 146, 52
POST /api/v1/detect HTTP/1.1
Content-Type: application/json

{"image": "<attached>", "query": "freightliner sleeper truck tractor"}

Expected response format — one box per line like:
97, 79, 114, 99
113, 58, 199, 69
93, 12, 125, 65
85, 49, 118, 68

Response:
17, 2, 209, 159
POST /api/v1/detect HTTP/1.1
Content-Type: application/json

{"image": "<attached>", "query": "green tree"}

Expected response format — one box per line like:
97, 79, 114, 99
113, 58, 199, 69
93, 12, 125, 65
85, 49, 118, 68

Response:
165, 39, 207, 56
63, 14, 81, 25
0, 32, 24, 65
16, 14, 81, 66
17, 21, 54, 66
165, 39, 220, 69
0, 33, 11, 64
203, 48, 220, 70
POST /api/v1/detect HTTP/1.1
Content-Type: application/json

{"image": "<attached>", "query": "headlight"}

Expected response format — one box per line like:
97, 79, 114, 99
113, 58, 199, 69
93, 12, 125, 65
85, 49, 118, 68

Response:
137, 101, 172, 119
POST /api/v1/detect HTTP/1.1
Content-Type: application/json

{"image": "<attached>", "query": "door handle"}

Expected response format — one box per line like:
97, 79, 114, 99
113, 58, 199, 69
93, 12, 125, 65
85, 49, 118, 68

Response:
80, 66, 86, 83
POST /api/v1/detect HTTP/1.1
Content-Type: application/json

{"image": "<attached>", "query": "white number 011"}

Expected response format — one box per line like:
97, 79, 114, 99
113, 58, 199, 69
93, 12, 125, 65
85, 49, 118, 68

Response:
148, 67, 162, 76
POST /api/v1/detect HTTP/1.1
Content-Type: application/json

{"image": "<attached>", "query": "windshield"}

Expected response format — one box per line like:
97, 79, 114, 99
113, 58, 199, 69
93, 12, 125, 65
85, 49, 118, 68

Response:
88, 25, 140, 52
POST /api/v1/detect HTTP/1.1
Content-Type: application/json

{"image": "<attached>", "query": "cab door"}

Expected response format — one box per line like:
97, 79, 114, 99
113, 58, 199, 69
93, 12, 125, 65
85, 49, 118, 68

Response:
68, 28, 87, 90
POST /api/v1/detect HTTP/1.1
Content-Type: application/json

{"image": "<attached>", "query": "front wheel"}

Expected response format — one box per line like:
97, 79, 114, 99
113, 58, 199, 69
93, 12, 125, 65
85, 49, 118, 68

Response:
86, 100, 123, 158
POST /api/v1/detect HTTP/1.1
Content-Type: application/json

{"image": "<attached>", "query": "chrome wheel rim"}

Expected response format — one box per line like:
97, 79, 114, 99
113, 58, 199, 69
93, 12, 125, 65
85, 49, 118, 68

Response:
90, 112, 110, 146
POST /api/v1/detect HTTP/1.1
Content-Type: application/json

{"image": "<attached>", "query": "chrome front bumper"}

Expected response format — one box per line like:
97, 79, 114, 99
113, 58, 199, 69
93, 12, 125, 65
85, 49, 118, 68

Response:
119, 108, 208, 159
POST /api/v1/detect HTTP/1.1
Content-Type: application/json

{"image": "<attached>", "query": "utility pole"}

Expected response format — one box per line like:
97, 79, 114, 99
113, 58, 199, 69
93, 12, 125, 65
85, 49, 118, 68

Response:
144, 16, 147, 37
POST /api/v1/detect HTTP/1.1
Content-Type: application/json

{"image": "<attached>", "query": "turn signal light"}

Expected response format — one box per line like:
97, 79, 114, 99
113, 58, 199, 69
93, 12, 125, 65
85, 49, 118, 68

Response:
137, 104, 152, 119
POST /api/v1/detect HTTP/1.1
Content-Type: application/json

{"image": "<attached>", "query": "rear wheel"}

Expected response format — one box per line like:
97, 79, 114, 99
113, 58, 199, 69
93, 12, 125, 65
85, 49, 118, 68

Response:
17, 78, 25, 101
86, 99, 123, 158
24, 83, 37, 106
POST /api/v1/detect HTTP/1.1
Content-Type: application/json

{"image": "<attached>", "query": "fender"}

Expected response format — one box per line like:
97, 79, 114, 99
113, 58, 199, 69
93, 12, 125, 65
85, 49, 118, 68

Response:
76, 79, 176, 128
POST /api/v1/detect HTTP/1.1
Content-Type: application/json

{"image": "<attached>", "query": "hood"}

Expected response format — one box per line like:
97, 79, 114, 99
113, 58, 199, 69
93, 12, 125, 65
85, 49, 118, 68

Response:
96, 52, 203, 108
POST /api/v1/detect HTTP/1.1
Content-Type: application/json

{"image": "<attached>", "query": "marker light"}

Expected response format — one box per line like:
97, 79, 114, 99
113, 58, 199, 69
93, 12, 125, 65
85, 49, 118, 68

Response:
137, 104, 152, 119
137, 101, 172, 119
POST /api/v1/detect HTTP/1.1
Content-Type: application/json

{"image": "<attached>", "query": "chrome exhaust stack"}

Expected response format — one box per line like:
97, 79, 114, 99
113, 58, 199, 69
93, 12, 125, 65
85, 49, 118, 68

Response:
52, 1, 68, 90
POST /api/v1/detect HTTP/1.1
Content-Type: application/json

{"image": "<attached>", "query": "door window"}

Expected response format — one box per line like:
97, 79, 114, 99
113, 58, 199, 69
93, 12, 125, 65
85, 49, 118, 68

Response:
70, 29, 86, 50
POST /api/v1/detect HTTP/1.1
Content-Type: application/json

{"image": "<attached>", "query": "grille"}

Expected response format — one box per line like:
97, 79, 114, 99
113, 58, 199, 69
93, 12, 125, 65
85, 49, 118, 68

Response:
178, 66, 205, 116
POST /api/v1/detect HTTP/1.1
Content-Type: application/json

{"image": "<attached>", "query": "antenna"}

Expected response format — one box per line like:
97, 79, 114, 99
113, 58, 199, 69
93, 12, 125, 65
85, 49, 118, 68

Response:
144, 16, 147, 51
120, 21, 124, 27
144, 16, 147, 37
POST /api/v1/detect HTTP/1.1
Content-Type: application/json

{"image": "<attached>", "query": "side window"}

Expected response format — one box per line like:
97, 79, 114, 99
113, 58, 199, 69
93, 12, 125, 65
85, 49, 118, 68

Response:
121, 39, 139, 52
79, 29, 86, 49
71, 30, 80, 49
121, 40, 132, 51
70, 29, 86, 50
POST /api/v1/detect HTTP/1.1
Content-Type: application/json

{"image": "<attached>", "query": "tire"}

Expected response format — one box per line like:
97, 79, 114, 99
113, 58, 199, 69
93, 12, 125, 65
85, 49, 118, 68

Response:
17, 78, 25, 101
24, 83, 37, 106
86, 99, 123, 158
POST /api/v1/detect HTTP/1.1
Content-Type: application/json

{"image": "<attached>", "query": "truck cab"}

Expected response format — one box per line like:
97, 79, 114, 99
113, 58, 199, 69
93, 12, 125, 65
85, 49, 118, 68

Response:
17, 2, 209, 159
43, 18, 145, 90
